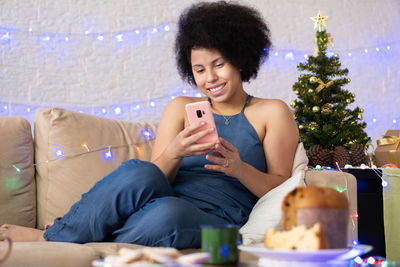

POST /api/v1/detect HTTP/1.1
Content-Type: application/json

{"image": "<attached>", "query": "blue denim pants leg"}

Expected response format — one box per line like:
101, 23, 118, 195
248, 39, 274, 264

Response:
106, 196, 230, 249
44, 159, 173, 243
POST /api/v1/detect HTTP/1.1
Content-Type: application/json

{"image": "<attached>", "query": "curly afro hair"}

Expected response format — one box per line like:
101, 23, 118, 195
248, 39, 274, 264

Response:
175, 1, 272, 85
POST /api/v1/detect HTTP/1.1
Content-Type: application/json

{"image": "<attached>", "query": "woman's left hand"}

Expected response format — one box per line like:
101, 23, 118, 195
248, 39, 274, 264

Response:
205, 137, 244, 177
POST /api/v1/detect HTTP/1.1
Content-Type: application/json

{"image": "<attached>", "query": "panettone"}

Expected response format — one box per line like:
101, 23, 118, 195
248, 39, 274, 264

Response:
281, 186, 349, 248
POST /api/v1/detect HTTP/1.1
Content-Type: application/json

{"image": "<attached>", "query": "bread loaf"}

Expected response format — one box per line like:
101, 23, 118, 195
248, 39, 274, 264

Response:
282, 186, 349, 248
265, 223, 329, 251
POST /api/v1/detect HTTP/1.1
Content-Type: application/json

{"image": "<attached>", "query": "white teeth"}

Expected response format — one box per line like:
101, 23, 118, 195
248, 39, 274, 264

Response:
209, 84, 224, 92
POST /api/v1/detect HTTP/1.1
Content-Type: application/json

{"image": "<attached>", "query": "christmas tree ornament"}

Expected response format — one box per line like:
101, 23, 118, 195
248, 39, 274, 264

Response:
321, 103, 333, 114
346, 99, 351, 103
312, 106, 320, 113
333, 146, 351, 168
295, 90, 299, 95
360, 108, 364, 113
315, 78, 334, 93
347, 78, 351, 82
299, 124, 304, 129
308, 89, 314, 94
358, 114, 363, 120
290, 101, 296, 108
309, 76, 317, 83
349, 143, 368, 166
310, 10, 328, 32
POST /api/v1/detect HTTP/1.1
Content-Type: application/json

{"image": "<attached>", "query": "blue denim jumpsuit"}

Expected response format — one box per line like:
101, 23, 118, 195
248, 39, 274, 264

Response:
44, 95, 267, 249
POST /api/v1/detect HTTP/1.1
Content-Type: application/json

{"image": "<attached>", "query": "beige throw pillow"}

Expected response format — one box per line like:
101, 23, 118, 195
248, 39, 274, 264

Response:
34, 108, 157, 229
0, 116, 36, 227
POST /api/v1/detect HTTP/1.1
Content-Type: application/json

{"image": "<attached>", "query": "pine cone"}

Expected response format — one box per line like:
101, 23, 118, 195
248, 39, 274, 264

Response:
306, 145, 323, 165
349, 143, 368, 166
314, 148, 332, 167
333, 146, 351, 168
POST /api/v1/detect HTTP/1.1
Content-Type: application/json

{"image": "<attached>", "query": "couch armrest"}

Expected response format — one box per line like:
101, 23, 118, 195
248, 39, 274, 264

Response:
305, 170, 358, 246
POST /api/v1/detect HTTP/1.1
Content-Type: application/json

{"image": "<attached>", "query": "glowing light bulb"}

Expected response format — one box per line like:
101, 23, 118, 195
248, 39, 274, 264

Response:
12, 165, 21, 173
364, 49, 368, 53
386, 45, 391, 50
382, 179, 388, 188
97, 35, 104, 41
135, 30, 140, 34
114, 107, 121, 115
164, 25, 170, 31
26, 107, 31, 112
151, 28, 158, 34
116, 34, 123, 42
274, 52, 279, 56
54, 148, 64, 158
347, 52, 352, 57
171, 96, 175, 99
136, 146, 142, 154
367, 257, 376, 265
28, 28, 33, 32
182, 89, 187, 94
195, 93, 202, 97
393, 119, 397, 124
372, 118, 377, 123
140, 129, 155, 141
42, 36, 51, 41
149, 101, 155, 107
4, 105, 8, 110
104, 146, 112, 160
84, 30, 89, 35
284, 52, 294, 60
81, 143, 90, 152
101, 108, 107, 114
354, 256, 363, 264
65, 36, 69, 41
376, 47, 380, 52
1, 32, 10, 41
304, 54, 308, 59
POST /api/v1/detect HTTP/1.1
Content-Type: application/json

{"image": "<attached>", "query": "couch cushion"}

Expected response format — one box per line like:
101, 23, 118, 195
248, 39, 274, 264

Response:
0, 116, 36, 227
0, 241, 99, 267
239, 143, 308, 244
34, 108, 157, 229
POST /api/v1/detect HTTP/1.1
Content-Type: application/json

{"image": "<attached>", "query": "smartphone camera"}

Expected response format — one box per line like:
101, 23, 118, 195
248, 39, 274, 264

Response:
196, 109, 203, 118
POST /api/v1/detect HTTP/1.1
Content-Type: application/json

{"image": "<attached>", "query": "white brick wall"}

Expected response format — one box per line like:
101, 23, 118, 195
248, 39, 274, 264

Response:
0, 0, 399, 145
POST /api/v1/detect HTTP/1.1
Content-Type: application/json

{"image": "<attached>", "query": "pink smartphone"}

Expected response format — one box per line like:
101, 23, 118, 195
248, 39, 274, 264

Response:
185, 101, 219, 144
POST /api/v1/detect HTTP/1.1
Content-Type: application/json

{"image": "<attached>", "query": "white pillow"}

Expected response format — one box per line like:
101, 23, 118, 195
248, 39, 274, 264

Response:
239, 143, 308, 245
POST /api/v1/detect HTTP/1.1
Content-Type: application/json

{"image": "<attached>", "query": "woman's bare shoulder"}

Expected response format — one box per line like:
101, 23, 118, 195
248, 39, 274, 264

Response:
249, 97, 292, 115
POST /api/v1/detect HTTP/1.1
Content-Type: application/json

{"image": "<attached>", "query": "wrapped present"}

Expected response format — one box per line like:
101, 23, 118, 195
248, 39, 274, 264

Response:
375, 130, 400, 167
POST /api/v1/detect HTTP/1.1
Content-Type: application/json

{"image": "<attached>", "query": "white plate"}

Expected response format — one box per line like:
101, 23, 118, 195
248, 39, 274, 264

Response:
238, 243, 373, 263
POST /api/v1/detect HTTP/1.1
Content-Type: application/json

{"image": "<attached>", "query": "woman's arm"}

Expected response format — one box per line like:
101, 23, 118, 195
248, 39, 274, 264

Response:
205, 99, 299, 197
151, 97, 219, 183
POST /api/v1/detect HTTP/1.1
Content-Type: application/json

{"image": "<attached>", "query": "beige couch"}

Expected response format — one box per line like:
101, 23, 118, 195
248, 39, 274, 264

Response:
0, 108, 358, 267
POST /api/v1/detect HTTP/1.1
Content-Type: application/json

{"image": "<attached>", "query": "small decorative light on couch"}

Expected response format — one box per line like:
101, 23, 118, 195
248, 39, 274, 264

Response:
334, 185, 347, 193
140, 129, 155, 141
81, 143, 90, 152
104, 146, 113, 160
12, 165, 21, 173
54, 148, 64, 158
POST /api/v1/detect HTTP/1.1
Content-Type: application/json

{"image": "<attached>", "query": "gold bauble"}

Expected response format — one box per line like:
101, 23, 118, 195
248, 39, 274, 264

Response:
351, 93, 355, 98
347, 78, 351, 82
309, 77, 317, 83
312, 106, 320, 113
360, 108, 364, 113
299, 124, 304, 129
334, 54, 339, 58
290, 101, 296, 108
358, 114, 363, 120
295, 90, 299, 95
308, 89, 313, 93
346, 99, 351, 103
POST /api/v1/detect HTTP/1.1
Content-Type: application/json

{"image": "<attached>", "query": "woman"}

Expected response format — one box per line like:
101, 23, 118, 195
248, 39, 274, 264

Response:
0, 1, 298, 249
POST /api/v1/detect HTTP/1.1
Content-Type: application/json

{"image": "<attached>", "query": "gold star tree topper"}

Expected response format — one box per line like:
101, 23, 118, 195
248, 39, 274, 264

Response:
310, 10, 328, 32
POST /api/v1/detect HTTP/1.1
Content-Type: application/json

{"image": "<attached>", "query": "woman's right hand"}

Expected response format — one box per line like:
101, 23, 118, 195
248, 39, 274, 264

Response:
167, 122, 218, 159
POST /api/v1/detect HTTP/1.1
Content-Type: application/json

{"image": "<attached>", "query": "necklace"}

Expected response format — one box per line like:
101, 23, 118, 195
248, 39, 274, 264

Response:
223, 115, 232, 125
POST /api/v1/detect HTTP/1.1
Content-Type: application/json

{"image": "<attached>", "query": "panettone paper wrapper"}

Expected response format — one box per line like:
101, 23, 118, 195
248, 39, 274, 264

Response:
297, 208, 348, 249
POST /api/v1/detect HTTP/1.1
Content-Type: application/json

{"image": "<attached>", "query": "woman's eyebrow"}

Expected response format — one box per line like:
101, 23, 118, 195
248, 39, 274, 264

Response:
192, 57, 224, 67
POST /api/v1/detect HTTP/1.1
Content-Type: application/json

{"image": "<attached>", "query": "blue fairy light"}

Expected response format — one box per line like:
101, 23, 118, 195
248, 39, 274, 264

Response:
115, 34, 123, 42
104, 146, 113, 160
285, 52, 294, 60
114, 107, 121, 115
164, 25, 170, 31
1, 31, 10, 41
26, 107, 31, 113
54, 148, 64, 158
140, 129, 154, 141
149, 101, 155, 107
97, 35, 104, 41
101, 108, 107, 114
151, 27, 158, 34
382, 179, 388, 188
42, 36, 51, 41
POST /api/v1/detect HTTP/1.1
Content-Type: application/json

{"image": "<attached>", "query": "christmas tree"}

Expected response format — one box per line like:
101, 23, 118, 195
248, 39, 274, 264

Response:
291, 11, 370, 167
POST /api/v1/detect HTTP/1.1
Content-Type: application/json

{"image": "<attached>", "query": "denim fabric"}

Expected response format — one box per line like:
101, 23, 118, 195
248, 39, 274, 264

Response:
44, 159, 229, 248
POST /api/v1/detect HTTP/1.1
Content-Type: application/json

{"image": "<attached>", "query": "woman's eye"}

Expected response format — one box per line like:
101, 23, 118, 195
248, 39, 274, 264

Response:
196, 69, 204, 73
216, 63, 225, 67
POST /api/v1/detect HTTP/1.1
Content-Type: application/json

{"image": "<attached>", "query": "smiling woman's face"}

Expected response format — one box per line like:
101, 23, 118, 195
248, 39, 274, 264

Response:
191, 48, 242, 103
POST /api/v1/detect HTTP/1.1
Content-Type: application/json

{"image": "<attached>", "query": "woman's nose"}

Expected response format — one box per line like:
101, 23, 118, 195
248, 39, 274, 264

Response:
206, 69, 218, 83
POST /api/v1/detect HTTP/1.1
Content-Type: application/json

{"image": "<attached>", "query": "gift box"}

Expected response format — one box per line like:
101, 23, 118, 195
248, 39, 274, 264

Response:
375, 130, 400, 168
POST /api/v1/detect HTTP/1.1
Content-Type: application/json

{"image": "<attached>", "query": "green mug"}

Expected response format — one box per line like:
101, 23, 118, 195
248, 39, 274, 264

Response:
201, 224, 240, 265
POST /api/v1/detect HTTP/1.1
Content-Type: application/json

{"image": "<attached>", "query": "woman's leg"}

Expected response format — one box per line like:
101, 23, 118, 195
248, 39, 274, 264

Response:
106, 196, 230, 249
44, 159, 173, 243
